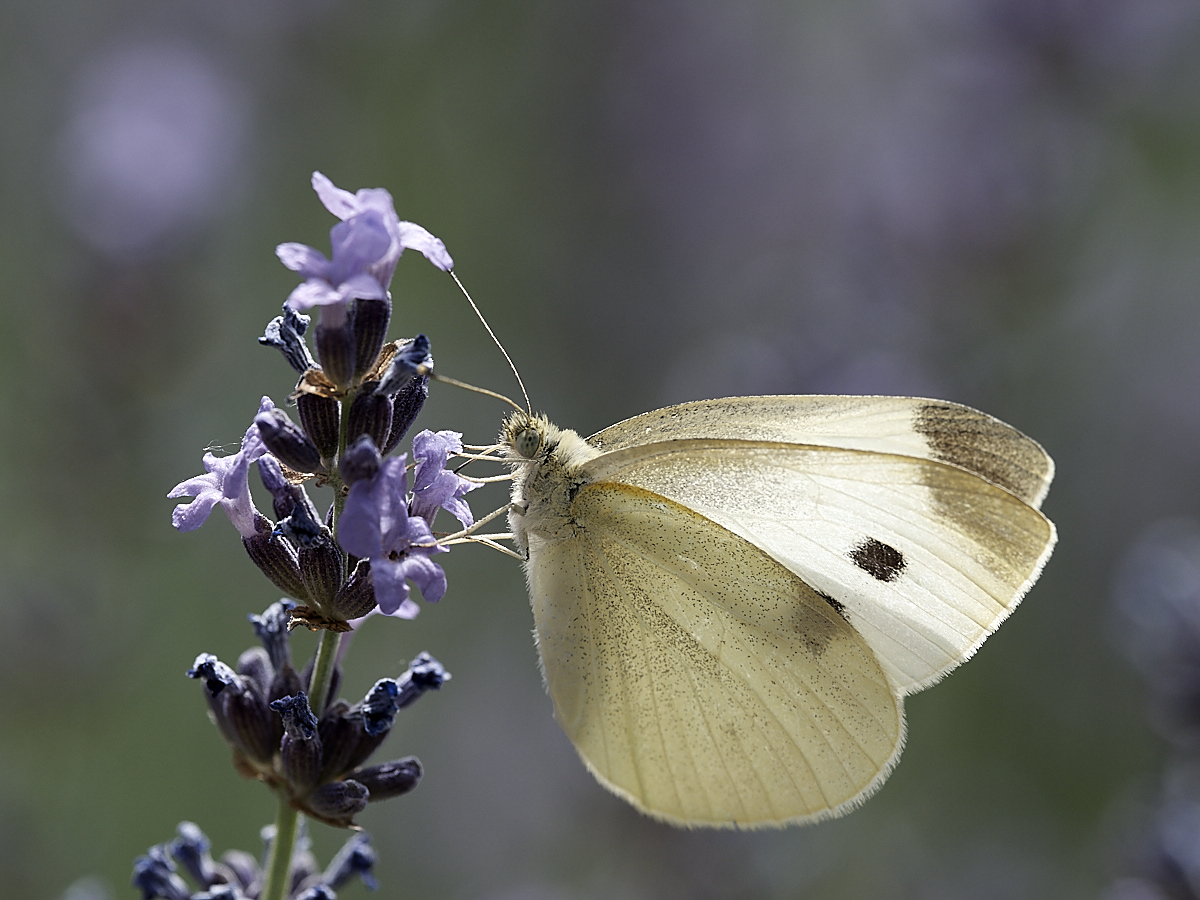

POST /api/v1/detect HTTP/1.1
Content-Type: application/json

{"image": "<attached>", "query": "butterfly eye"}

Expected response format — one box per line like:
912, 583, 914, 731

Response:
515, 427, 542, 458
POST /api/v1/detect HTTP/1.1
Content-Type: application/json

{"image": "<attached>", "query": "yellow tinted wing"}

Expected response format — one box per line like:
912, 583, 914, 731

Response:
526, 481, 904, 828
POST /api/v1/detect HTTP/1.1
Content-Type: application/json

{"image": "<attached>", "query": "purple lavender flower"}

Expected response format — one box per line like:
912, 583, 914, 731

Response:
276, 173, 453, 317
310, 171, 454, 280
337, 456, 446, 618
276, 211, 392, 314
410, 430, 476, 529
168, 397, 273, 539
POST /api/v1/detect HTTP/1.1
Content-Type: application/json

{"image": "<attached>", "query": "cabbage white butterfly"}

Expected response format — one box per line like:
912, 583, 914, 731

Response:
500, 395, 1055, 828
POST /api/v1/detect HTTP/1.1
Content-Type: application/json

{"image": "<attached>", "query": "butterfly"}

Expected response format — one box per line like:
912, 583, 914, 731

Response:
499, 395, 1055, 828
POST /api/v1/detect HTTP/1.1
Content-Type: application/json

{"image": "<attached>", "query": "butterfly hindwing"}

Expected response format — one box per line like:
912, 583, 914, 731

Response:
526, 480, 904, 828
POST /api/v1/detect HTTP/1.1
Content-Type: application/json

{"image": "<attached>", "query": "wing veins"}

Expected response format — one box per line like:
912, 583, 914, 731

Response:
595, 518, 884, 815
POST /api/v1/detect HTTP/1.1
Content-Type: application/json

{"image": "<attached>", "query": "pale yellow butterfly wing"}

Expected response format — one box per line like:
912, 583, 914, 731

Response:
588, 395, 1054, 509
581, 440, 1056, 695
526, 480, 903, 828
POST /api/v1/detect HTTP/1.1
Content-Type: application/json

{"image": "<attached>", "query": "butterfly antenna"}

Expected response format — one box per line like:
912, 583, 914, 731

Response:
430, 372, 524, 412
451, 270, 532, 414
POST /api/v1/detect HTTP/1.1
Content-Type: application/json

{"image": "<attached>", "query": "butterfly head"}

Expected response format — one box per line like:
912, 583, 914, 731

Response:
501, 411, 552, 464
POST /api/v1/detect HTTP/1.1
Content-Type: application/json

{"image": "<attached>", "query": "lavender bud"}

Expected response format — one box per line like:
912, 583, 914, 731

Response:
249, 600, 296, 673
315, 313, 356, 389
255, 409, 323, 475
376, 334, 431, 396
268, 663, 304, 708
168, 822, 218, 888
132, 844, 190, 900
271, 693, 323, 790
259, 307, 315, 374
257, 457, 320, 523
305, 780, 369, 828
355, 757, 423, 801
323, 833, 377, 892
352, 297, 391, 379
333, 558, 376, 620
187, 654, 276, 765
396, 651, 450, 708
298, 532, 344, 609
338, 435, 381, 487
296, 392, 340, 461
242, 515, 309, 602
346, 384, 392, 451
217, 850, 259, 894
362, 679, 401, 737
275, 501, 325, 551
316, 701, 361, 782
293, 886, 335, 900
187, 653, 241, 698
384, 375, 429, 454
236, 647, 273, 700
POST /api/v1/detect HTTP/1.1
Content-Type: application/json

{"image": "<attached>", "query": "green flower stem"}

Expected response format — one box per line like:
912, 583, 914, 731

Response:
260, 794, 300, 900
307, 627, 342, 718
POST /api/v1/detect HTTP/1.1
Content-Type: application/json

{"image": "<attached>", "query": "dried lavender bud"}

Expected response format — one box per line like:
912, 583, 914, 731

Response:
323, 833, 377, 892
257, 457, 320, 523
187, 655, 276, 766
268, 663, 304, 708
376, 334, 431, 396
132, 844, 190, 900
316, 701, 361, 783
236, 647, 272, 700
259, 306, 315, 374
381, 336, 430, 453
275, 501, 325, 551
255, 409, 323, 475
249, 600, 296, 673
304, 780, 369, 828
332, 558, 376, 620
217, 850, 258, 894
354, 757, 422, 801
242, 514, 309, 601
352, 297, 390, 379
346, 384, 392, 451
271, 693, 322, 790
168, 822, 220, 889
295, 392, 340, 460
361, 679, 401, 737
396, 652, 450, 708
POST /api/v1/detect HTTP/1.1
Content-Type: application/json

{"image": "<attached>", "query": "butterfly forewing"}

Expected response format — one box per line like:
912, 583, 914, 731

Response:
588, 396, 1053, 509
581, 441, 1056, 695
527, 481, 903, 828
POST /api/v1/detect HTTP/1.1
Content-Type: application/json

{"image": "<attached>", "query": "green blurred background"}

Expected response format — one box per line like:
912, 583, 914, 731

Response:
3, 1, 1200, 898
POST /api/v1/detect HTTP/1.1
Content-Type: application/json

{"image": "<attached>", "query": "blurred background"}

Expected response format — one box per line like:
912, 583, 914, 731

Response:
3, 1, 1200, 898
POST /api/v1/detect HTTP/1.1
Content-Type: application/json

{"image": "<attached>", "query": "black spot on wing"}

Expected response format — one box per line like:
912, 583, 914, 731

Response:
849, 538, 906, 582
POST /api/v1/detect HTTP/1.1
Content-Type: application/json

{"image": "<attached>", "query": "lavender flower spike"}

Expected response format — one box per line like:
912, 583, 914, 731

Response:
311, 171, 454, 278
337, 456, 447, 618
410, 430, 476, 529
168, 397, 273, 539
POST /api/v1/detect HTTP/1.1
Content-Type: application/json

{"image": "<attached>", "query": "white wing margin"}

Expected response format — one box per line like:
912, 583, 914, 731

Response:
581, 441, 1056, 695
